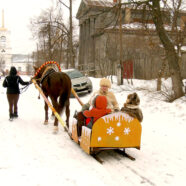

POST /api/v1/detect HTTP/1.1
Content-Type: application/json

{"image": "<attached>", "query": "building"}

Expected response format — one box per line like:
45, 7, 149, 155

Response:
12, 54, 33, 75
0, 9, 12, 74
76, 0, 186, 79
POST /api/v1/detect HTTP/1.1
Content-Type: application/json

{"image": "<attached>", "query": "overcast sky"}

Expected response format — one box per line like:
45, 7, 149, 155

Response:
0, 0, 80, 54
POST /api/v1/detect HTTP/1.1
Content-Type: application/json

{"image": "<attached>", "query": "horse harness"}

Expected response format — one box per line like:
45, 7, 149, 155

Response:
39, 66, 56, 85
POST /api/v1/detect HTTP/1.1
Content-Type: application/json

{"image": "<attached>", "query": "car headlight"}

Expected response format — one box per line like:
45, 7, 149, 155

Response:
86, 78, 92, 87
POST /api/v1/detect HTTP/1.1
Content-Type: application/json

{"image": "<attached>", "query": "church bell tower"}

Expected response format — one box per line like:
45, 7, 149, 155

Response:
0, 9, 12, 73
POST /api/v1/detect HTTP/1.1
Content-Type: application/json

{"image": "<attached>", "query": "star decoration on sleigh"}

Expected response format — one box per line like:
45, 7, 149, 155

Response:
124, 127, 131, 135
107, 127, 114, 135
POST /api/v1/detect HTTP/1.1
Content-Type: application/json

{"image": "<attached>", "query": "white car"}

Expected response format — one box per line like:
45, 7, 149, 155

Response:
63, 69, 93, 96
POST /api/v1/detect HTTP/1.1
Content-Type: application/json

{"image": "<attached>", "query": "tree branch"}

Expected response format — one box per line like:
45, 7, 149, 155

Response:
58, 0, 69, 9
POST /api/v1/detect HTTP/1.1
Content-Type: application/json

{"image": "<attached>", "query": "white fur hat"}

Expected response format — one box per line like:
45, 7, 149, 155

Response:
100, 78, 111, 88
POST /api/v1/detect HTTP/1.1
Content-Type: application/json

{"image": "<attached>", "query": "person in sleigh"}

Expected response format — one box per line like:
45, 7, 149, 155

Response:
74, 78, 118, 136
83, 95, 112, 129
121, 92, 143, 122
82, 78, 119, 112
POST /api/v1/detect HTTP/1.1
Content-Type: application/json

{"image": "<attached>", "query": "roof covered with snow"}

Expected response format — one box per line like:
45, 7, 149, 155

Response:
105, 22, 181, 32
12, 54, 33, 63
83, 0, 114, 7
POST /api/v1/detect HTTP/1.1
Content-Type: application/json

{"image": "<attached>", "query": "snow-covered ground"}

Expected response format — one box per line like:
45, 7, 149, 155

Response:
0, 75, 186, 186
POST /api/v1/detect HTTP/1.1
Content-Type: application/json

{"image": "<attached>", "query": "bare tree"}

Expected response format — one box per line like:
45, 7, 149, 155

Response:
99, 0, 185, 99
30, 6, 69, 67
58, 0, 75, 68
122, 0, 185, 99
149, 0, 184, 99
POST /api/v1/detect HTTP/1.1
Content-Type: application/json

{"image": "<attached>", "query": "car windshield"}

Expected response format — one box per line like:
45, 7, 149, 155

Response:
66, 70, 84, 79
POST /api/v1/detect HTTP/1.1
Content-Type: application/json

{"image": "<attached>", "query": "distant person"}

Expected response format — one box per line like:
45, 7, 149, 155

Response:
82, 78, 120, 112
3, 66, 30, 121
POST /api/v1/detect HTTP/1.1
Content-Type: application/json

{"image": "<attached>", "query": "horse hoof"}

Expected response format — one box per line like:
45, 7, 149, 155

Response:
53, 126, 59, 134
44, 120, 48, 125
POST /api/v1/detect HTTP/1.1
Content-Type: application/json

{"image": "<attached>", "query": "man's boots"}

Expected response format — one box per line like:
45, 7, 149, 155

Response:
13, 112, 18, 118
9, 113, 14, 121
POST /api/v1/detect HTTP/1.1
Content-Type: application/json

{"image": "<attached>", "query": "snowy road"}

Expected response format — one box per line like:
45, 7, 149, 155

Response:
0, 76, 186, 186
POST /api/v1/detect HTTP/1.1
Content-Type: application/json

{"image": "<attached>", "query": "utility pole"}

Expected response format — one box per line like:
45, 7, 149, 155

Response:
119, 0, 123, 84
69, 0, 74, 68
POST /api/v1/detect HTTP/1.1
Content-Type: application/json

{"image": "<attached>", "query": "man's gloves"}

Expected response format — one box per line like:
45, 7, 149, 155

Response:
81, 103, 90, 112
29, 80, 33, 84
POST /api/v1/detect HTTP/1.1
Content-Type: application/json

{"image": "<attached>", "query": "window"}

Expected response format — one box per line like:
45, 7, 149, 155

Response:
65, 70, 84, 79
0, 36, 6, 47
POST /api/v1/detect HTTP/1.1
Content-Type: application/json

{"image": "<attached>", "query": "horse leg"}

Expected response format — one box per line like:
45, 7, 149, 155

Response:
65, 99, 70, 129
44, 100, 49, 125
50, 97, 59, 134
59, 95, 69, 129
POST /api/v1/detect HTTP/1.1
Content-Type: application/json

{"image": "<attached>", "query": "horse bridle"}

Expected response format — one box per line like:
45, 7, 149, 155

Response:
40, 66, 56, 84
35, 66, 56, 85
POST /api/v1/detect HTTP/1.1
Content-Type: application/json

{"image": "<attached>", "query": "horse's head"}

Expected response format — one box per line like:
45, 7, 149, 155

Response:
32, 62, 61, 86
32, 65, 47, 84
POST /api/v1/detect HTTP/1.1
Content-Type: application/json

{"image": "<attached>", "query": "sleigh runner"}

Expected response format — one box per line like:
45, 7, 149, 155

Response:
71, 111, 142, 157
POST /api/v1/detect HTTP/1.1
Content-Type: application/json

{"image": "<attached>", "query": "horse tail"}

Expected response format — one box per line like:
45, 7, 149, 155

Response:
58, 74, 71, 114
58, 77, 71, 127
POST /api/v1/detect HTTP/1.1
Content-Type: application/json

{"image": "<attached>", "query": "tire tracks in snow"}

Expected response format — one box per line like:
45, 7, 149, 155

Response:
99, 150, 156, 186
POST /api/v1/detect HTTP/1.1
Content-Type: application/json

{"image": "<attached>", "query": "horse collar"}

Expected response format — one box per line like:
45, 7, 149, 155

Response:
34, 61, 61, 78
40, 68, 55, 84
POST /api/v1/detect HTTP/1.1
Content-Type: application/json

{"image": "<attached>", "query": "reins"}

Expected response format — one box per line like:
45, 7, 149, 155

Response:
20, 83, 31, 94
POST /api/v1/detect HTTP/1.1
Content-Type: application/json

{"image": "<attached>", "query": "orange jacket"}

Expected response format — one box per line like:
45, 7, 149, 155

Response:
83, 95, 111, 123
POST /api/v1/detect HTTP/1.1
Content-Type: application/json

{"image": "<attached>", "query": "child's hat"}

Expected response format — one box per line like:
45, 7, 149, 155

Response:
100, 78, 111, 88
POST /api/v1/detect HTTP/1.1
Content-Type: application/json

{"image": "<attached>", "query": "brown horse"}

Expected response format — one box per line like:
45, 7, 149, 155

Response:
33, 62, 71, 133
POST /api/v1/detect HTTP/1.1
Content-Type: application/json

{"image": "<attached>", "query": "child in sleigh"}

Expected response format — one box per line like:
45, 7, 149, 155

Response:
74, 95, 112, 136
83, 95, 112, 128
121, 92, 143, 122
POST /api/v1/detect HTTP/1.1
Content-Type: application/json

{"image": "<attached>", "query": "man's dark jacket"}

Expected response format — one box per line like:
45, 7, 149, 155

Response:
3, 67, 29, 94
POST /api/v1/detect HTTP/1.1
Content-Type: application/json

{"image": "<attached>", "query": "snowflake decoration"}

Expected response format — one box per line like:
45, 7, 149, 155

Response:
115, 136, 119, 141
117, 122, 121, 127
107, 127, 114, 135
124, 127, 131, 135
97, 137, 102, 142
